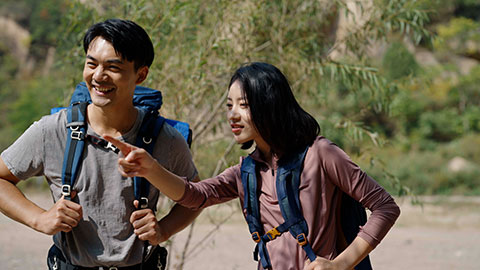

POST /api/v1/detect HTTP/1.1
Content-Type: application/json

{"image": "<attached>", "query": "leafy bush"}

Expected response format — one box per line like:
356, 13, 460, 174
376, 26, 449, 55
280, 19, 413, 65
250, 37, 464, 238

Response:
382, 42, 420, 80
8, 74, 67, 134
434, 17, 480, 57
359, 134, 480, 195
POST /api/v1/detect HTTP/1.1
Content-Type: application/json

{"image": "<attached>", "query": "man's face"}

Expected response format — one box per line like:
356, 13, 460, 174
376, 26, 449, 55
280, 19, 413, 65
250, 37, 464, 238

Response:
82, 36, 147, 109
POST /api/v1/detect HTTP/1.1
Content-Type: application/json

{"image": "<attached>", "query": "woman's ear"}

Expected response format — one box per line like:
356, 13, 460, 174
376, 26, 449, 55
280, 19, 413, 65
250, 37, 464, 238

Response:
135, 66, 149, 84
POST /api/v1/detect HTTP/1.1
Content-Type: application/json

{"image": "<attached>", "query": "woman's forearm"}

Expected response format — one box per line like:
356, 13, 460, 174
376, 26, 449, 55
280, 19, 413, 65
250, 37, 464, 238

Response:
146, 161, 187, 201
333, 237, 373, 270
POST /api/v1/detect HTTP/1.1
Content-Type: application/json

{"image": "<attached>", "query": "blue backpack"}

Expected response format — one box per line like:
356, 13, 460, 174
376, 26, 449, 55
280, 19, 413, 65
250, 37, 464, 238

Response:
51, 82, 192, 207
240, 146, 372, 270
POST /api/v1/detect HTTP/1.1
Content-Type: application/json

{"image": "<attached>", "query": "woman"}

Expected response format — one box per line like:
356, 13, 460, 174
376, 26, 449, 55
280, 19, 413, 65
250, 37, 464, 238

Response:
105, 62, 400, 270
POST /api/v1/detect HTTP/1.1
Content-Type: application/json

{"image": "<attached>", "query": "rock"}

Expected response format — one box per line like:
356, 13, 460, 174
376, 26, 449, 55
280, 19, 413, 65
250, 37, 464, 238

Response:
447, 156, 475, 172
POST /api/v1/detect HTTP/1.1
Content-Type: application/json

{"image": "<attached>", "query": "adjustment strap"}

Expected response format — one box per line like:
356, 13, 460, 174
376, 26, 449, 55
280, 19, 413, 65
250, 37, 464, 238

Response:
87, 134, 120, 154
259, 241, 271, 269
297, 233, 317, 262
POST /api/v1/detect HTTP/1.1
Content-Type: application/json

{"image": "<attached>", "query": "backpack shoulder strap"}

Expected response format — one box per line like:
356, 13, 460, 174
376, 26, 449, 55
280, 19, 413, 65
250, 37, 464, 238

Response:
61, 102, 88, 201
133, 110, 166, 209
275, 147, 317, 262
240, 155, 272, 269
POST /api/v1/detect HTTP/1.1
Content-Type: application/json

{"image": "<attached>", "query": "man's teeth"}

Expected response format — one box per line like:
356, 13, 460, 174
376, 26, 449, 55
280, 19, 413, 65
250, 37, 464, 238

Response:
96, 87, 112, 92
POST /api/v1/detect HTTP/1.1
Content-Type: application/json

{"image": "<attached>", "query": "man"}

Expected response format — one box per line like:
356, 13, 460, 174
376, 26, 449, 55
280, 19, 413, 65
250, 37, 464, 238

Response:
0, 19, 200, 269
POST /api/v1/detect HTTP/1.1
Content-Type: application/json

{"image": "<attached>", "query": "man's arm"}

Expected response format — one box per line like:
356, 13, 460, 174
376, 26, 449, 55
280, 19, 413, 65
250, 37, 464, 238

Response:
0, 157, 83, 235
130, 176, 202, 245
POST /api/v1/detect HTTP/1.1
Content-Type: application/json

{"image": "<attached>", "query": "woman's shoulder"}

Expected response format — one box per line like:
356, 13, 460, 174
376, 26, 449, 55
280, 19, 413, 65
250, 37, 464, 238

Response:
309, 136, 350, 162
310, 136, 339, 153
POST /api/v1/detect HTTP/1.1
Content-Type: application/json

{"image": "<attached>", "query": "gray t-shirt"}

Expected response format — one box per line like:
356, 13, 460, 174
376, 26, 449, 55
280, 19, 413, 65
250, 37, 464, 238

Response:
1, 108, 197, 267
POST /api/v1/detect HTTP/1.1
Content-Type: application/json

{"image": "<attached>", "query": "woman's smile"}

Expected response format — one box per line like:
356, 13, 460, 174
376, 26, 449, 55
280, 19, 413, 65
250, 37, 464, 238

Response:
230, 123, 244, 134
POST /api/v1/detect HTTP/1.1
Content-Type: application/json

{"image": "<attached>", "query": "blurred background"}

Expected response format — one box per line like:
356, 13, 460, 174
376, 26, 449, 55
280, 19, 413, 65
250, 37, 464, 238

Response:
0, 0, 479, 269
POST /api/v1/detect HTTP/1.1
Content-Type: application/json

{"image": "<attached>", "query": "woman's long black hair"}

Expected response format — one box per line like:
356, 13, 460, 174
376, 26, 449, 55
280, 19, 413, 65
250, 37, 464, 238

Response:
228, 62, 320, 157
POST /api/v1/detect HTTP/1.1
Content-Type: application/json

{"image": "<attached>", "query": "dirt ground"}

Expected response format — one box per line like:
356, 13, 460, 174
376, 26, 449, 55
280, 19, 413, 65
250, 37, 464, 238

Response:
0, 192, 479, 270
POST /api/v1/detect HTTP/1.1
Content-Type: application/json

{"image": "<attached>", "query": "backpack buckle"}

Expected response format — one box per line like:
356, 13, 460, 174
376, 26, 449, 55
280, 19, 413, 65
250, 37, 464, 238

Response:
139, 197, 149, 209
61, 185, 71, 197
105, 141, 119, 153
251, 232, 261, 243
296, 233, 307, 246
266, 227, 281, 241
143, 137, 153, 144
70, 126, 84, 140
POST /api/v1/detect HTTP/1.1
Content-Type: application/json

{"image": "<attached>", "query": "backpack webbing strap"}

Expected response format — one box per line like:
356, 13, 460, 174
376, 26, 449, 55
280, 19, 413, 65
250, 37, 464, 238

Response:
133, 110, 166, 209
61, 102, 87, 201
241, 157, 272, 269
276, 147, 317, 262
132, 110, 166, 270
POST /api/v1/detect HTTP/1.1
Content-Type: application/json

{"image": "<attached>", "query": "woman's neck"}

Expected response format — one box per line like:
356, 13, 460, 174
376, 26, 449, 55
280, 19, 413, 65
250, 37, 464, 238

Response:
256, 140, 274, 167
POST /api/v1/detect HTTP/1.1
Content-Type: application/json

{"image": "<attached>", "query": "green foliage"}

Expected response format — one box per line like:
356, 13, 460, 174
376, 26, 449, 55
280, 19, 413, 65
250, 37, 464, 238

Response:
461, 106, 480, 133
382, 42, 420, 80
449, 65, 480, 110
418, 109, 463, 142
0, 0, 68, 60
358, 134, 480, 195
0, 47, 19, 98
8, 75, 67, 134
434, 17, 480, 57
0, 47, 20, 150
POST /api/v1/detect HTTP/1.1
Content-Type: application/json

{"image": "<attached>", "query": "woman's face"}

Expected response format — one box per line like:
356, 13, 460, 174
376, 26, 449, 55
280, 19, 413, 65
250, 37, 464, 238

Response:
226, 81, 261, 144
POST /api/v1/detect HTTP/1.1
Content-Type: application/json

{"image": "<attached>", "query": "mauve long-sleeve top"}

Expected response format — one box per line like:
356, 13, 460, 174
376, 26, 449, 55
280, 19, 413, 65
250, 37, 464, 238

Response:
176, 136, 400, 269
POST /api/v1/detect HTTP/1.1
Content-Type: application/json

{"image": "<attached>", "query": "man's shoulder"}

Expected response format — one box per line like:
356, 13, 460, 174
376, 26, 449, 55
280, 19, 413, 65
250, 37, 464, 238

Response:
18, 109, 68, 137
40, 109, 69, 134
151, 118, 197, 177
158, 120, 188, 144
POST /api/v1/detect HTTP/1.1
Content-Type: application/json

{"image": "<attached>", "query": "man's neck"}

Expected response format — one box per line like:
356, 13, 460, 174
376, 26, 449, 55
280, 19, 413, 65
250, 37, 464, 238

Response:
86, 104, 138, 137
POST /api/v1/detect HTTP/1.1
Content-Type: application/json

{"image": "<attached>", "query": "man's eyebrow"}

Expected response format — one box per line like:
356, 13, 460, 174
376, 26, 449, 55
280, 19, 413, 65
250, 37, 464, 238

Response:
106, 59, 124, 64
86, 55, 124, 64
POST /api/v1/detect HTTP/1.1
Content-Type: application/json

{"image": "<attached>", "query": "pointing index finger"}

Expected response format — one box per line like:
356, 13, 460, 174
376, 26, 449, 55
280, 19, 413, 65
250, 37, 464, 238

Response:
103, 135, 134, 156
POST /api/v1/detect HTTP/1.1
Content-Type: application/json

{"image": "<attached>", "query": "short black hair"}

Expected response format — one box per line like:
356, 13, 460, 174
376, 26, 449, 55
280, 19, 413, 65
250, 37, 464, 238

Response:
83, 19, 154, 70
228, 62, 320, 157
